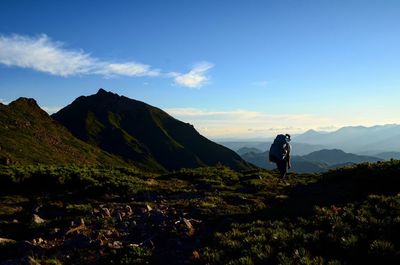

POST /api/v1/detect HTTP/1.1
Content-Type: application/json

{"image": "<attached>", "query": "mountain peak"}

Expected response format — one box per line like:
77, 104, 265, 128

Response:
305, 129, 320, 134
53, 90, 252, 171
9, 97, 41, 111
96, 88, 118, 97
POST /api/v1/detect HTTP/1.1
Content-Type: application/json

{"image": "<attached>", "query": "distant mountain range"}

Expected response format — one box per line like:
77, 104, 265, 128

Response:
219, 141, 326, 156
220, 124, 400, 159
302, 149, 381, 165
52, 89, 252, 171
236, 147, 263, 156
294, 125, 400, 154
240, 149, 381, 173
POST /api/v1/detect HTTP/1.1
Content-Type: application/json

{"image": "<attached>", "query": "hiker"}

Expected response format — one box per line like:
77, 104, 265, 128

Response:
269, 134, 292, 179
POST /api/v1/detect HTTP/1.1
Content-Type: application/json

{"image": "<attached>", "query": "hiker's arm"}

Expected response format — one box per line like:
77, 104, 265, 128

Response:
287, 144, 292, 168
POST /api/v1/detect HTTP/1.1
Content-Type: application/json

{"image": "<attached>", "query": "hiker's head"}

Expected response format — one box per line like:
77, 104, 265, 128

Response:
285, 134, 291, 142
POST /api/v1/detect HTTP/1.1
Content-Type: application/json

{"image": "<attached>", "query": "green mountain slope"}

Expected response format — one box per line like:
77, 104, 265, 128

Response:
0, 98, 128, 166
52, 89, 252, 171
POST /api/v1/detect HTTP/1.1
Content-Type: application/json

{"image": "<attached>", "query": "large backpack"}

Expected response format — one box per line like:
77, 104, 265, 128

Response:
269, 134, 288, 163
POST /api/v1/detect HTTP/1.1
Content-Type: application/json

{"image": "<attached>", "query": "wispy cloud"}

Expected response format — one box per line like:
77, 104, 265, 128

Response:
0, 34, 213, 88
96, 63, 160, 78
0, 34, 91, 76
170, 62, 214, 88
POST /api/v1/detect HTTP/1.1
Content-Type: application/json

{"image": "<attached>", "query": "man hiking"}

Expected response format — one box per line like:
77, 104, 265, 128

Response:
269, 134, 292, 179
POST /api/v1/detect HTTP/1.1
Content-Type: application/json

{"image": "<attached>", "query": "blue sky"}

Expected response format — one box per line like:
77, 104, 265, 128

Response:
1, 0, 399, 138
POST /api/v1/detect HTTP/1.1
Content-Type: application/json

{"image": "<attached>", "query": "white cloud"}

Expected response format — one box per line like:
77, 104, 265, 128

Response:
0, 34, 94, 77
0, 34, 215, 88
0, 34, 159, 78
172, 62, 214, 88
96, 63, 160, 78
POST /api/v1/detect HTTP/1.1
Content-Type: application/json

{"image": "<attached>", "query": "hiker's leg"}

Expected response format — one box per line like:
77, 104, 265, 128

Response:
277, 161, 286, 179
283, 161, 288, 178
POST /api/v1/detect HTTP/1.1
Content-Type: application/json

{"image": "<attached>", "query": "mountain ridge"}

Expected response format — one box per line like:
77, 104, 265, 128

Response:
0, 97, 128, 166
52, 89, 252, 171
294, 124, 400, 153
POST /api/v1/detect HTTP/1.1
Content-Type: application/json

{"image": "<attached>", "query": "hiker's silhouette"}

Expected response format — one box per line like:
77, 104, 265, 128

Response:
269, 134, 292, 179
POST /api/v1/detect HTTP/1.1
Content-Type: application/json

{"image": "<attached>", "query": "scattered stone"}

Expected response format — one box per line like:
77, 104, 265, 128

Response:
66, 218, 86, 235
125, 205, 133, 215
0, 238, 16, 245
183, 218, 192, 229
108, 240, 123, 249
32, 238, 44, 245
32, 214, 45, 224
101, 207, 111, 218
183, 218, 195, 236
146, 204, 153, 212
192, 250, 200, 259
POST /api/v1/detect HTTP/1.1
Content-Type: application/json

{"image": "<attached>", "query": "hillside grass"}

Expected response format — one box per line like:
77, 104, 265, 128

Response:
0, 161, 399, 264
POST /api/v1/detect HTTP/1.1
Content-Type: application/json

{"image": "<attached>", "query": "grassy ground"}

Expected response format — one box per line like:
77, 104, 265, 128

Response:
0, 161, 399, 264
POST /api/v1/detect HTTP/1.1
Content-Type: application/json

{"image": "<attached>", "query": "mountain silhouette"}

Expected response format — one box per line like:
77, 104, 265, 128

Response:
236, 147, 263, 155
52, 89, 252, 171
240, 149, 382, 173
220, 141, 326, 156
302, 149, 381, 166
294, 125, 400, 154
0, 97, 127, 166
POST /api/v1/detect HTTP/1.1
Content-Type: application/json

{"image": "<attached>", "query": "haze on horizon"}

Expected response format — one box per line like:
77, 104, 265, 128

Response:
1, 0, 399, 139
